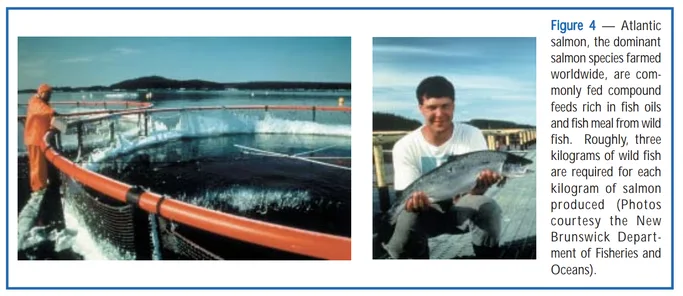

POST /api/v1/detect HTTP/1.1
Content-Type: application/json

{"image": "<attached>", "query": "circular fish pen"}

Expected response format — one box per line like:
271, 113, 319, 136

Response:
18, 101, 351, 260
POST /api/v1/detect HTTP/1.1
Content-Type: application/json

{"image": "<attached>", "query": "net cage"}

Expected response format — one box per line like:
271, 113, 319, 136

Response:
18, 102, 352, 260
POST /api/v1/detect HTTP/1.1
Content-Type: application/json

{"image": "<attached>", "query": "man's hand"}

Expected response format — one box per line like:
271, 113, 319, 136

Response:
405, 191, 430, 212
470, 169, 502, 195
479, 169, 501, 186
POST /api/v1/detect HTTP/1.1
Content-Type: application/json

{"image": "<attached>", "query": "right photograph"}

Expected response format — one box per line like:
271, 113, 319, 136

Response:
372, 37, 537, 260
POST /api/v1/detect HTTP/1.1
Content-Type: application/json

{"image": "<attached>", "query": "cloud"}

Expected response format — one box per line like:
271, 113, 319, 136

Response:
56, 48, 139, 65
372, 99, 419, 113
466, 105, 537, 125
113, 47, 139, 55
487, 94, 535, 101
19, 59, 47, 78
373, 45, 476, 58
457, 89, 535, 103
60, 57, 93, 63
21, 69, 46, 78
373, 69, 535, 101
19, 59, 45, 68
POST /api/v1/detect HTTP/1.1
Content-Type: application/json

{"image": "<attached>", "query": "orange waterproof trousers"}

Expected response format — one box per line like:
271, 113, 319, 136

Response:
27, 145, 48, 192
24, 95, 54, 193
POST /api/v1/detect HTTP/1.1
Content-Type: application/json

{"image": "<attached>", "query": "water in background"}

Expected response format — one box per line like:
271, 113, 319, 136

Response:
16, 89, 351, 259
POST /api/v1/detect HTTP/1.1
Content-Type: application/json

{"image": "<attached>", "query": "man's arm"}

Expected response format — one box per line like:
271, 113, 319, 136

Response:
392, 140, 432, 212
32, 99, 55, 118
392, 142, 420, 193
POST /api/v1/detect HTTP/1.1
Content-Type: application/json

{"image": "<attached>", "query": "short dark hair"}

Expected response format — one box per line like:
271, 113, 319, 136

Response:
415, 76, 455, 105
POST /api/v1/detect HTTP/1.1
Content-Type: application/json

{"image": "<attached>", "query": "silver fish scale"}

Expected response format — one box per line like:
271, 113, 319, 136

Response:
402, 151, 508, 196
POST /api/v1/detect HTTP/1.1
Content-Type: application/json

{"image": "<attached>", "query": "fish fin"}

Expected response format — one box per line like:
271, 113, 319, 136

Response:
389, 202, 444, 224
429, 203, 445, 214
496, 176, 508, 188
388, 207, 401, 225
446, 153, 467, 163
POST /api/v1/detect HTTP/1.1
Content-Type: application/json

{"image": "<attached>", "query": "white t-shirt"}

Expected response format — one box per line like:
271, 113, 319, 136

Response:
392, 123, 488, 191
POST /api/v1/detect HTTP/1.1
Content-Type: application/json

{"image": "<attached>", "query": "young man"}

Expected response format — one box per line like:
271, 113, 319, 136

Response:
19, 83, 66, 249
382, 76, 502, 259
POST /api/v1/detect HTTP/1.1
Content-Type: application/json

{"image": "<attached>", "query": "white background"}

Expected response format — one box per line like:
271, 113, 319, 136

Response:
1, 0, 682, 295
540, 6, 672, 287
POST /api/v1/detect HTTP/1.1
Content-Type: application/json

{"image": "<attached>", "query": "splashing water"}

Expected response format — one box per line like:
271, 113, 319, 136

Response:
84, 111, 350, 169
183, 185, 313, 214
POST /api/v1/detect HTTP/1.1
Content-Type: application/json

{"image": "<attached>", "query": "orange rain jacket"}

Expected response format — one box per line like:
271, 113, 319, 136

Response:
24, 95, 55, 192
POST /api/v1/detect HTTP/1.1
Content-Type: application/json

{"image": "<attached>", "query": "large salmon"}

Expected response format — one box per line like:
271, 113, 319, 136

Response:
388, 150, 533, 224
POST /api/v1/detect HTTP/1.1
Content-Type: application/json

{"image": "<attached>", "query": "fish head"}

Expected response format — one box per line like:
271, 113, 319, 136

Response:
502, 152, 533, 177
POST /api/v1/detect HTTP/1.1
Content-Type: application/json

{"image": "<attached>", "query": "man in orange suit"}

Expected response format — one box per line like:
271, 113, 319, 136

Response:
24, 83, 57, 194
19, 84, 66, 250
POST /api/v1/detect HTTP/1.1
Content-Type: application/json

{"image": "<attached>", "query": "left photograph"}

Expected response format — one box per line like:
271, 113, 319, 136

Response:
16, 37, 352, 260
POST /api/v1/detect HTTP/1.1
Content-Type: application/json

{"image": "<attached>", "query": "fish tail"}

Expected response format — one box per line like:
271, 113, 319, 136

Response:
388, 206, 402, 225
389, 214, 399, 225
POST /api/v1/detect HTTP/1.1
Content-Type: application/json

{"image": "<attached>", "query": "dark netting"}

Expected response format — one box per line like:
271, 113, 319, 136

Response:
155, 218, 318, 260
66, 180, 137, 256
159, 225, 223, 260
17, 155, 31, 214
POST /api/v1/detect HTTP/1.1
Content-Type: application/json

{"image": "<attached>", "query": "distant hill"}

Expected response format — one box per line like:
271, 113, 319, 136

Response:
466, 119, 535, 129
373, 112, 422, 131
18, 75, 352, 93
372, 112, 535, 131
110, 76, 226, 90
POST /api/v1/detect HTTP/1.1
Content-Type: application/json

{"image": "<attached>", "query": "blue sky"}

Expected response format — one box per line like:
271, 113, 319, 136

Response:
373, 37, 536, 126
18, 37, 351, 90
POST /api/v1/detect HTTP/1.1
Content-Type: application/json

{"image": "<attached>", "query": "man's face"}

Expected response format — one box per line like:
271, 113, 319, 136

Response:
419, 96, 454, 132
